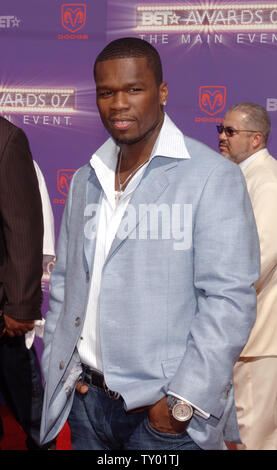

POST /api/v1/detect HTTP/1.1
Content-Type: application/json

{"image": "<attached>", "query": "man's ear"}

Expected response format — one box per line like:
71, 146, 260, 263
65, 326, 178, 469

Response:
252, 131, 263, 150
159, 81, 168, 106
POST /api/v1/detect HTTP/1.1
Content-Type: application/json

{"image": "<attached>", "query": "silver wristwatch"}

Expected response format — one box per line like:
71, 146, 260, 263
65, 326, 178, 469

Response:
167, 395, 193, 422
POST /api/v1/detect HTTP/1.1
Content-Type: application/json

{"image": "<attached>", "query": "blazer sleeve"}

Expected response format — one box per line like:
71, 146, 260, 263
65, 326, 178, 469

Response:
168, 161, 260, 419
0, 126, 43, 321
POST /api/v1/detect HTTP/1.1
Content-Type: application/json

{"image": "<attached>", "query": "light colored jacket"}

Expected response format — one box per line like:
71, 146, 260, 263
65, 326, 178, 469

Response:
240, 149, 277, 357
40, 135, 259, 449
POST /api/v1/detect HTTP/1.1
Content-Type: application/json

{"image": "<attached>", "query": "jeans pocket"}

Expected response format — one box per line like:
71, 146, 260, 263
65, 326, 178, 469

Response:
143, 416, 202, 450
145, 416, 189, 440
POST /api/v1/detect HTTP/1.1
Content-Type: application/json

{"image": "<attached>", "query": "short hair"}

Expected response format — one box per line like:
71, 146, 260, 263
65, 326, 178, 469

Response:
94, 37, 163, 85
228, 102, 271, 144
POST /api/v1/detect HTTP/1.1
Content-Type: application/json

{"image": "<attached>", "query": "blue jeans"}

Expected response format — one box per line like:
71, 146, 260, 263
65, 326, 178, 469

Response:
68, 384, 202, 450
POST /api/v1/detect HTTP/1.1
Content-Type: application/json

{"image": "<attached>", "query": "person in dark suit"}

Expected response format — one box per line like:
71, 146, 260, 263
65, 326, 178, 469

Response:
0, 116, 44, 449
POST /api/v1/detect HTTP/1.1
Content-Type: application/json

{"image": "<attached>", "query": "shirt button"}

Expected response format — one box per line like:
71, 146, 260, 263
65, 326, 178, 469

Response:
59, 361, 65, 370
86, 271, 90, 281
75, 317, 81, 326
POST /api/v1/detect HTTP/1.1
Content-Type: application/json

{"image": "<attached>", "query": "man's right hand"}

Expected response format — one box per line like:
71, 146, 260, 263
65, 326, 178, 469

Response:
3, 314, 34, 337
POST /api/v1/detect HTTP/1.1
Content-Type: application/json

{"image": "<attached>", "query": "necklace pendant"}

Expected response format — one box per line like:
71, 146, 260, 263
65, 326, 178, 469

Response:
115, 190, 122, 205
116, 150, 150, 200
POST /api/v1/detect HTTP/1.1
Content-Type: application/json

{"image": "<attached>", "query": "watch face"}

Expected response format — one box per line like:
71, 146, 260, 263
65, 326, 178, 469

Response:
172, 402, 193, 422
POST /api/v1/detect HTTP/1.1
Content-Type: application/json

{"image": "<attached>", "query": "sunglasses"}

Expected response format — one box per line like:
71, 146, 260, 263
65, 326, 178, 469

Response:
216, 125, 261, 137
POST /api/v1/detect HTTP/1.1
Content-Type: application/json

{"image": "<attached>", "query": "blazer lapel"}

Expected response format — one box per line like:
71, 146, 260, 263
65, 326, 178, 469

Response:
105, 157, 178, 263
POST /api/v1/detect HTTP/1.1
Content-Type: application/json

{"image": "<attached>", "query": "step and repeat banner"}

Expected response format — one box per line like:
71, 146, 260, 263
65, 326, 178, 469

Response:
1, 0, 277, 323
107, 0, 277, 151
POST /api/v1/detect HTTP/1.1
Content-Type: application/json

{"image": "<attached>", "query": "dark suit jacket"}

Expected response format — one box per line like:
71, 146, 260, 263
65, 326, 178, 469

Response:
0, 117, 43, 321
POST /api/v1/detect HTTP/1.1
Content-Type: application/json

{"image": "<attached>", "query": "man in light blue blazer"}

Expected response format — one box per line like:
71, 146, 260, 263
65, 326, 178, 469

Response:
40, 38, 260, 450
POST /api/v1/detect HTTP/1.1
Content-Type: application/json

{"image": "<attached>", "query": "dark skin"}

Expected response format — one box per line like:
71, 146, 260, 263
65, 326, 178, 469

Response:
95, 56, 168, 191
76, 57, 190, 433
2, 315, 34, 338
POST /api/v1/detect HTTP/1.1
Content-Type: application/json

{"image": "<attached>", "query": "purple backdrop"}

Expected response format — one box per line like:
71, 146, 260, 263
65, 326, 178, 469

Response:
0, 0, 276, 346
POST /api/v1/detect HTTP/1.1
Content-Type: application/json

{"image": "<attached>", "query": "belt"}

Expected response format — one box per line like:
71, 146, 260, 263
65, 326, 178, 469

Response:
82, 365, 150, 413
82, 365, 121, 400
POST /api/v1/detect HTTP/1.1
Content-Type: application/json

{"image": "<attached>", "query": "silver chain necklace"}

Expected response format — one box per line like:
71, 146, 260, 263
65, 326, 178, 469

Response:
115, 151, 149, 203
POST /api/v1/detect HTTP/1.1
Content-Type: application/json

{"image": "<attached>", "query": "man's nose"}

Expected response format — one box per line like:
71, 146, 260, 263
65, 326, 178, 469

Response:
111, 91, 129, 110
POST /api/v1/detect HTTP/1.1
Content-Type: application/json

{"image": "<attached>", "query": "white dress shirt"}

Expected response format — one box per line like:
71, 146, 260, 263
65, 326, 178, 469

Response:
33, 161, 55, 256
77, 113, 209, 418
25, 162, 55, 349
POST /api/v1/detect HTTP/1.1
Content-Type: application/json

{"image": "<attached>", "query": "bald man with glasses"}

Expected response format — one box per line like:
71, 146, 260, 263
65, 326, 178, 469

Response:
218, 102, 277, 450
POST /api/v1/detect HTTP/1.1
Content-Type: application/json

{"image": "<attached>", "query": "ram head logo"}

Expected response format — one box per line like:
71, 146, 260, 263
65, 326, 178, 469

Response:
61, 4, 87, 33
199, 86, 226, 116
57, 169, 76, 197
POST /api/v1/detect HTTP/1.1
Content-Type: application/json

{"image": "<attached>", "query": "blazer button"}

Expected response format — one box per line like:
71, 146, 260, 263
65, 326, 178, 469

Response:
75, 317, 81, 326
59, 361, 65, 370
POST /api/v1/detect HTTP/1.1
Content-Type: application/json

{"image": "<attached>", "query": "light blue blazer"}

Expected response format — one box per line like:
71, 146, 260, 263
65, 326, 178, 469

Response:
40, 134, 260, 450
